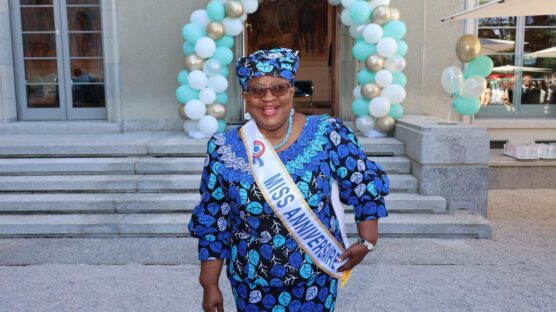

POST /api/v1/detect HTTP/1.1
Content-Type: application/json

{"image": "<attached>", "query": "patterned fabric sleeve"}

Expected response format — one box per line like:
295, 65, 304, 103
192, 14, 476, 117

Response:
188, 137, 231, 260
327, 119, 390, 222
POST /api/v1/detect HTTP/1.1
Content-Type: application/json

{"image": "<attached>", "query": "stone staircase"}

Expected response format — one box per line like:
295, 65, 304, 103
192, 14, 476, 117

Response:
0, 132, 491, 239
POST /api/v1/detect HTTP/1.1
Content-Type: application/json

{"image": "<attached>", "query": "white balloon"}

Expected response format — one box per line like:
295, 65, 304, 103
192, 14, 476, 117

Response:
222, 17, 243, 36
190, 10, 210, 28
363, 23, 383, 44
239, 12, 248, 22
460, 76, 487, 98
440, 66, 464, 94
241, 0, 258, 14
188, 70, 208, 90
353, 85, 363, 99
377, 38, 398, 58
375, 69, 393, 87
199, 115, 219, 136
368, 96, 391, 118
207, 75, 228, 93
385, 55, 406, 72
371, 0, 390, 7
328, 0, 342, 5
184, 99, 207, 120
341, 0, 357, 8
199, 88, 217, 104
195, 37, 216, 58
349, 24, 365, 39
202, 59, 222, 77
340, 9, 356, 26
355, 115, 375, 132
381, 84, 406, 104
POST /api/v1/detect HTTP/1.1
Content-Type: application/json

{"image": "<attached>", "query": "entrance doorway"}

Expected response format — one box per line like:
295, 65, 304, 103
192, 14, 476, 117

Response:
10, 0, 107, 121
244, 0, 340, 116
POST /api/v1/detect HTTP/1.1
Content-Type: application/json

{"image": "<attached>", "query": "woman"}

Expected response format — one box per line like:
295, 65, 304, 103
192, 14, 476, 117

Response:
189, 48, 389, 312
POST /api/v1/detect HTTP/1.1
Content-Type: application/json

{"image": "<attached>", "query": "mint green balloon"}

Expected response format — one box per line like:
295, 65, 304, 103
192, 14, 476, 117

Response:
388, 103, 404, 119
396, 40, 408, 56
220, 66, 229, 77
207, 1, 225, 21
216, 92, 228, 105
182, 23, 206, 45
452, 95, 481, 116
182, 41, 195, 55
383, 21, 407, 41
177, 70, 189, 85
350, 1, 372, 24
353, 41, 377, 61
176, 84, 199, 104
392, 73, 407, 86
464, 56, 494, 78
213, 47, 234, 65
217, 119, 226, 133
352, 98, 370, 116
216, 35, 234, 48
357, 69, 376, 84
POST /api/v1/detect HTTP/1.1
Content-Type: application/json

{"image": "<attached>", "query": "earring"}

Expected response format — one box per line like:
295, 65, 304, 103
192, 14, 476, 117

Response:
244, 112, 251, 120
290, 108, 295, 116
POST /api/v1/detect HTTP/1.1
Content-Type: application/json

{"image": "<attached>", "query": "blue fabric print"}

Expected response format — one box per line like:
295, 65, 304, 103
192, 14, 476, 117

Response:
188, 115, 389, 311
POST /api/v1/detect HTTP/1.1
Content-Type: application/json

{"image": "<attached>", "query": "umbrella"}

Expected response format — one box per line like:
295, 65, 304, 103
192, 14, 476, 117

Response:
527, 47, 556, 58
441, 0, 556, 22
492, 65, 552, 73
479, 38, 515, 54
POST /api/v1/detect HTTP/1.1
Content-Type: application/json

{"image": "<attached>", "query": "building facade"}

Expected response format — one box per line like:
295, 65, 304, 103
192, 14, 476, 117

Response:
0, 0, 554, 144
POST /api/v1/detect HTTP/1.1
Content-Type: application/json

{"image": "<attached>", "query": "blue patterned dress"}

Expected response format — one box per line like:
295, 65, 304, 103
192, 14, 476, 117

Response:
188, 115, 389, 312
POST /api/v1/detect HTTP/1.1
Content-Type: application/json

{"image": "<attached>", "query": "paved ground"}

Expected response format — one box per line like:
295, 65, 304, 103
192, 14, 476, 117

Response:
1, 189, 555, 312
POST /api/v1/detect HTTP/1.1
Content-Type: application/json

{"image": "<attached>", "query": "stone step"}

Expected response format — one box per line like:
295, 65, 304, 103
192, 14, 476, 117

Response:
0, 121, 122, 135
0, 212, 490, 238
0, 133, 405, 157
0, 156, 411, 175
0, 192, 445, 214
0, 174, 418, 193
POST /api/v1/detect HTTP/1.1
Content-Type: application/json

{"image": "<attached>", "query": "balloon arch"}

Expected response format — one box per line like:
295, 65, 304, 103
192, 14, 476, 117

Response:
176, 0, 408, 138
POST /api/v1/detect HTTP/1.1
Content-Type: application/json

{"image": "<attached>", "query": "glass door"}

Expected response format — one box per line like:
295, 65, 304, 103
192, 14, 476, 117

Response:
11, 0, 106, 120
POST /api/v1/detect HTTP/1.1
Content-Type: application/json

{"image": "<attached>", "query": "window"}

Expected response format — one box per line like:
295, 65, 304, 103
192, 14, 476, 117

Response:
477, 10, 556, 117
11, 0, 107, 120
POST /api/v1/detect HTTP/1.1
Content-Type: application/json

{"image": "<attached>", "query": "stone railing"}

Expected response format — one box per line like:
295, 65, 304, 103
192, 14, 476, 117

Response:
394, 115, 490, 217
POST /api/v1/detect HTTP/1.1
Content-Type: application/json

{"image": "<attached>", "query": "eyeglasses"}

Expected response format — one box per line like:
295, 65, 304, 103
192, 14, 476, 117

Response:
244, 83, 291, 98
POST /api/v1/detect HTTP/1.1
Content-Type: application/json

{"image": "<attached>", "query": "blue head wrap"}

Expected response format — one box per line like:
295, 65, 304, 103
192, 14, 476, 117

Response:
235, 47, 300, 91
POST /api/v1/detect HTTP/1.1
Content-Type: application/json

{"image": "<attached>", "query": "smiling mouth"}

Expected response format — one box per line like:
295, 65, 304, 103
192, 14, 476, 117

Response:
261, 106, 278, 116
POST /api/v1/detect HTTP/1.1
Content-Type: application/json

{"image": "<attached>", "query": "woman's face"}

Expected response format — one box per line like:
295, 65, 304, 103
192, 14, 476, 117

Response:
243, 76, 294, 132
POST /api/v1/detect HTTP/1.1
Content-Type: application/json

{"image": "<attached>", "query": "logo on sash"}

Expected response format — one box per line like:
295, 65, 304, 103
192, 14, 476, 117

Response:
253, 140, 265, 167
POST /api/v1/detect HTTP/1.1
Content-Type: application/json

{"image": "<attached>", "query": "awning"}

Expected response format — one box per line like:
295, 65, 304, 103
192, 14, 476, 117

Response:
527, 47, 556, 58
479, 38, 515, 54
492, 65, 552, 73
441, 0, 556, 22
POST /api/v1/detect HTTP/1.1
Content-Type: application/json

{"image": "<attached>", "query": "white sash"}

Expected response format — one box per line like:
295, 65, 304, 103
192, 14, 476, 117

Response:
240, 120, 351, 280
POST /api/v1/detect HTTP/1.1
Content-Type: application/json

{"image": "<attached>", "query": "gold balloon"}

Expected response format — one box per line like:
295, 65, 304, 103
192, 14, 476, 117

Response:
372, 6, 391, 25
206, 103, 227, 119
390, 8, 400, 20
184, 54, 204, 71
375, 116, 396, 133
455, 34, 481, 63
178, 105, 188, 120
361, 83, 381, 100
226, 0, 244, 18
365, 54, 384, 72
207, 22, 225, 40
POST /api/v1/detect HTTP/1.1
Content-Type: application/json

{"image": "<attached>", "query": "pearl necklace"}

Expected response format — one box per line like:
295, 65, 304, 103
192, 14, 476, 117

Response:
273, 112, 294, 150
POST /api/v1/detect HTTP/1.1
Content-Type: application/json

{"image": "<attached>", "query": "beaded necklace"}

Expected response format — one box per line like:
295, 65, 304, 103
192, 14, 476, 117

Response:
273, 112, 294, 150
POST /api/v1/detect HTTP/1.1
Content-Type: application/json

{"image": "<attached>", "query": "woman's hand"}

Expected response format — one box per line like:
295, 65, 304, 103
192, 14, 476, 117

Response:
336, 243, 369, 272
202, 284, 224, 312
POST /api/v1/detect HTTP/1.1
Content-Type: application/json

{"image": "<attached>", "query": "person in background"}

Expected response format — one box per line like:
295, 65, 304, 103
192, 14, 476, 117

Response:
481, 81, 492, 106
539, 80, 548, 104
